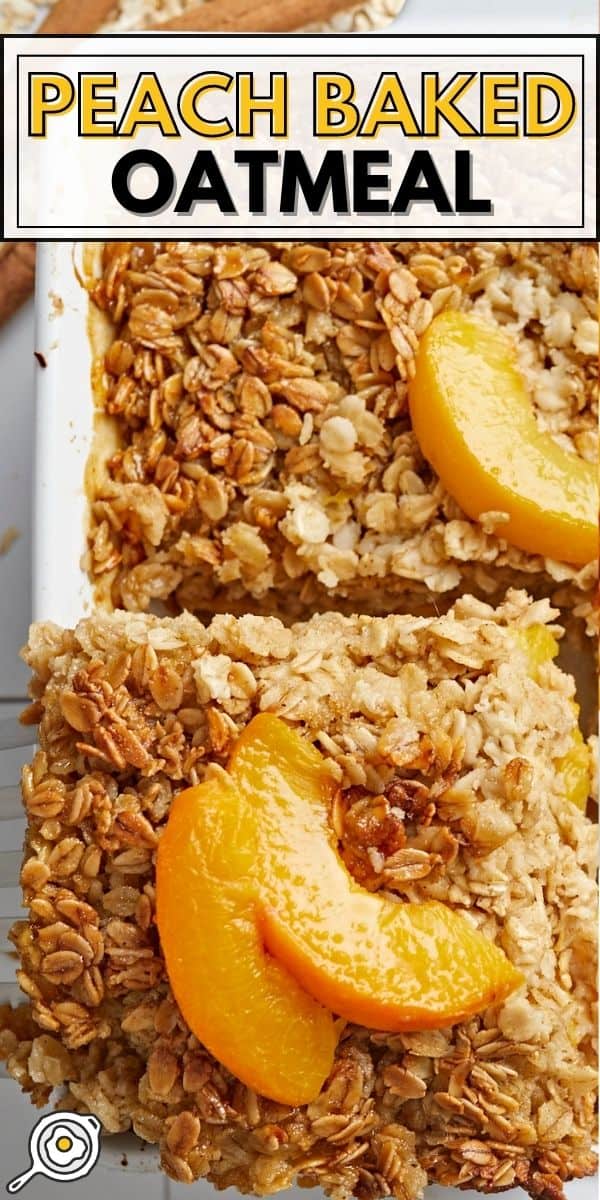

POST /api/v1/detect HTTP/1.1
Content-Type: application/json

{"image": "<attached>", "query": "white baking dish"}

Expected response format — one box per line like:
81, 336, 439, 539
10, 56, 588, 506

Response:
5, 240, 593, 1198
32, 242, 99, 627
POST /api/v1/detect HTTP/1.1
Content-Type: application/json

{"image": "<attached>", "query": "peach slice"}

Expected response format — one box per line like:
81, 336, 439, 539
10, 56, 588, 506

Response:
157, 714, 522, 1104
556, 729, 590, 816
409, 311, 598, 565
558, 733, 590, 812
230, 715, 522, 1030
516, 624, 590, 811
155, 773, 338, 1106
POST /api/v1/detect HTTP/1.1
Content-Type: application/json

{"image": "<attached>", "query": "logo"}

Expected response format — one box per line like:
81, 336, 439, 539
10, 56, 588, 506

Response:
6, 1112, 102, 1193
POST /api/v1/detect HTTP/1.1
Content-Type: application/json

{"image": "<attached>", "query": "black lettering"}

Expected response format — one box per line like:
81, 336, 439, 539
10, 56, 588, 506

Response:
234, 150, 280, 213
280, 150, 348, 214
175, 151, 236, 214
353, 151, 390, 213
392, 151, 453, 214
454, 150, 492, 213
111, 149, 174, 215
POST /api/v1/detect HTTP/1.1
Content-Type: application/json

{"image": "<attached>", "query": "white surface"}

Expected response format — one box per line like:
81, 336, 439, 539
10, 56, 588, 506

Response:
0, 270, 597, 1198
389, 0, 597, 30
33, 243, 95, 627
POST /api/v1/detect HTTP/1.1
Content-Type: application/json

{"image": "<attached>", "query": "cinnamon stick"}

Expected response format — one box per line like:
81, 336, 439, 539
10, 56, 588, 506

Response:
35, 0, 344, 37
0, 244, 36, 327
156, 0, 352, 31
37, 0, 117, 34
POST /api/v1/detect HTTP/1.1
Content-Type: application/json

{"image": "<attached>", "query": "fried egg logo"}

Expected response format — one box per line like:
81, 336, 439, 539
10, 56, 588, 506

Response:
6, 1112, 101, 1192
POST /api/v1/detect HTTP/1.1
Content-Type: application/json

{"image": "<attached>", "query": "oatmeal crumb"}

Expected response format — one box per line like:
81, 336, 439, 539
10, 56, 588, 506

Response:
2, 589, 596, 1199
85, 242, 598, 624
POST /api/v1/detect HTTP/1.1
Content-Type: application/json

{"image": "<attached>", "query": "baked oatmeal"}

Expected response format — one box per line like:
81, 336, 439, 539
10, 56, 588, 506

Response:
1, 590, 596, 1198
85, 241, 598, 626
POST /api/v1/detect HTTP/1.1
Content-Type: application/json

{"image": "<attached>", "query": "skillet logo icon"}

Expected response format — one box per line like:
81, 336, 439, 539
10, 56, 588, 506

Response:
6, 1112, 101, 1192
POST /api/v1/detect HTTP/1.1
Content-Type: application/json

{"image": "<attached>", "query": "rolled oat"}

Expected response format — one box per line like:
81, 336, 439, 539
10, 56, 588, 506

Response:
2, 589, 597, 1199
85, 242, 598, 624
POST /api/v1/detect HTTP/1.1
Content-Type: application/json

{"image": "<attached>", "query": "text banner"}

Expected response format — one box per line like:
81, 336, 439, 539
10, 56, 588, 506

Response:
2, 34, 596, 238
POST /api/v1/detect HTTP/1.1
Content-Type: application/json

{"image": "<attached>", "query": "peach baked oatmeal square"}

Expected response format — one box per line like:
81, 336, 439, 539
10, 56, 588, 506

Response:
85, 241, 597, 626
1, 591, 596, 1198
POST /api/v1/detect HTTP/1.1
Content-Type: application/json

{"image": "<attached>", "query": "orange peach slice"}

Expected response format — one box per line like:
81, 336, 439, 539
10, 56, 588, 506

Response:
156, 774, 338, 1105
558, 733, 590, 812
230, 715, 522, 1030
516, 625, 590, 811
157, 714, 522, 1104
409, 311, 598, 566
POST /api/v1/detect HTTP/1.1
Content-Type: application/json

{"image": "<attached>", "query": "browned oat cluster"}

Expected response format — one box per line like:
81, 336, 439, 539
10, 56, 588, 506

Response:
1, 591, 597, 1198
86, 241, 598, 625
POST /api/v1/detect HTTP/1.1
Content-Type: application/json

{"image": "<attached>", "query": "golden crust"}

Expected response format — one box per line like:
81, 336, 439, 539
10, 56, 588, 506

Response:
1, 590, 597, 1197
84, 242, 598, 627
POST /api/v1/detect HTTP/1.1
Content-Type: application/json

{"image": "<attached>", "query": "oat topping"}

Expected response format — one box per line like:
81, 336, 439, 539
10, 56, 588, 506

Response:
86, 242, 598, 623
1, 239, 597, 1199
2, 591, 596, 1199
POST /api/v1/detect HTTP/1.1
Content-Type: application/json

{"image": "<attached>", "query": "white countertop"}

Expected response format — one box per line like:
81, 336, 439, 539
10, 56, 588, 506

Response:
393, 0, 597, 28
